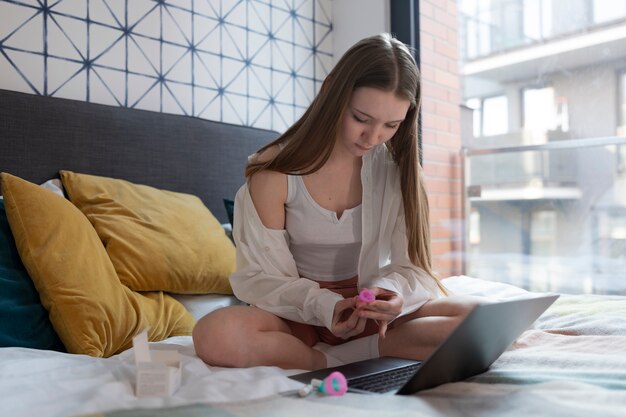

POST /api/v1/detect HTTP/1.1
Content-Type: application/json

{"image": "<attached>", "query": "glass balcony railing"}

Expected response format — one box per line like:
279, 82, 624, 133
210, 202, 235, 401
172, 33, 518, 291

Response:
463, 136, 626, 295
459, 0, 626, 61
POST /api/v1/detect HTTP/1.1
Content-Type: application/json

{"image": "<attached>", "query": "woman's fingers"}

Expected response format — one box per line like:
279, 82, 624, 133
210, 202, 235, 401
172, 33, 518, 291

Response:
377, 320, 388, 339
332, 299, 365, 339
356, 290, 403, 323
357, 309, 396, 321
342, 306, 359, 328
357, 299, 400, 318
333, 291, 402, 339
341, 315, 367, 339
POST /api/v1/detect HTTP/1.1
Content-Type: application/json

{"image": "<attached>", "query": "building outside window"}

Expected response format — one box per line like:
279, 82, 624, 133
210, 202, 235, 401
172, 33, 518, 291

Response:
620, 70, 626, 136
459, 0, 626, 295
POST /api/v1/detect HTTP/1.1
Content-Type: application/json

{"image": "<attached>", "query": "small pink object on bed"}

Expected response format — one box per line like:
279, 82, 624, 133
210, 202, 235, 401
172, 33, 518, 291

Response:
357, 288, 375, 303
313, 371, 348, 396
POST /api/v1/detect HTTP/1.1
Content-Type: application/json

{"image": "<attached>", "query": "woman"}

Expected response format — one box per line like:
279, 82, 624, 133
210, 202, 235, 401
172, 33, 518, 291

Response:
193, 33, 479, 371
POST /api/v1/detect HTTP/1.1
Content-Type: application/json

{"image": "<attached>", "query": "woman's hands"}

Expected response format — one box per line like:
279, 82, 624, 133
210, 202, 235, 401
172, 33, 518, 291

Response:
356, 288, 403, 338
330, 297, 368, 339
331, 288, 403, 339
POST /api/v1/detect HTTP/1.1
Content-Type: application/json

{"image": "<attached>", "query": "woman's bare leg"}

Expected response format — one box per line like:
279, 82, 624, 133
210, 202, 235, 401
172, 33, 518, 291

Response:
192, 305, 326, 370
380, 295, 487, 360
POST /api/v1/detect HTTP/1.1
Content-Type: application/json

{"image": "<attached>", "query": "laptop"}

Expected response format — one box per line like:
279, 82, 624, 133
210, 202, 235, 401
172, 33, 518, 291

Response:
290, 294, 559, 395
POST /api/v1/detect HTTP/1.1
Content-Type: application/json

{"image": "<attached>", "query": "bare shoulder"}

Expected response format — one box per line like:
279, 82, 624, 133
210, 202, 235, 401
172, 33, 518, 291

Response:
248, 144, 287, 230
254, 144, 282, 163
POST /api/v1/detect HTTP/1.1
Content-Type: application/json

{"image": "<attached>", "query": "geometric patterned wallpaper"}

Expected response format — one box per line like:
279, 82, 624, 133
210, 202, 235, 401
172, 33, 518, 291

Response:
0, 0, 333, 132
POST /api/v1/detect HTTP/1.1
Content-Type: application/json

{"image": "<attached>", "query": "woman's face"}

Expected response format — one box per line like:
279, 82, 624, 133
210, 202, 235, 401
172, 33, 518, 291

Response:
336, 86, 411, 157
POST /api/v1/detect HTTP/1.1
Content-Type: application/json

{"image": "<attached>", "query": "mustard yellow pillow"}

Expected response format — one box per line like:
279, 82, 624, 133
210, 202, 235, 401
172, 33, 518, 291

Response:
1, 173, 194, 357
60, 171, 235, 295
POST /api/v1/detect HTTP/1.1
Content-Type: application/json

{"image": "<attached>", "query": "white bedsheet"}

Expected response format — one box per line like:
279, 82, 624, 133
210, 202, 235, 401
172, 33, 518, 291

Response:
1, 277, 625, 417
0, 341, 299, 417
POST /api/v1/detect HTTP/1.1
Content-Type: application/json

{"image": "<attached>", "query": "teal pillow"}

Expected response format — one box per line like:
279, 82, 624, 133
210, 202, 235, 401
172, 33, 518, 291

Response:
223, 198, 234, 226
0, 199, 65, 351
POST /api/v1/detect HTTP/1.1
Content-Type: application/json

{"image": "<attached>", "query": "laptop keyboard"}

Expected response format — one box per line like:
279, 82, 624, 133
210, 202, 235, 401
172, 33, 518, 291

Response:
348, 363, 421, 393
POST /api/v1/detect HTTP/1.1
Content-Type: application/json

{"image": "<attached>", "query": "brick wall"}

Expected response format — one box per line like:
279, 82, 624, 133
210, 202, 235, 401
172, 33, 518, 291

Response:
419, 0, 463, 278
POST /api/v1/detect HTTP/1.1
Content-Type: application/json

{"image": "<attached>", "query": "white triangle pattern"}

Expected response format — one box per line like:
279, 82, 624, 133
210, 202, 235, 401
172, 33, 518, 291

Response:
88, 0, 121, 26
315, 0, 332, 25
91, 31, 126, 70
168, 0, 192, 11
54, 68, 86, 101
88, 67, 123, 105
163, 81, 192, 116
2, 11, 44, 53
222, 24, 247, 60
295, 0, 314, 20
131, 5, 161, 38
51, 0, 88, 19
162, 6, 192, 46
223, 0, 246, 26
128, 35, 160, 76
0, 50, 44, 94
47, 15, 87, 61
248, 1, 270, 33
222, 92, 247, 125
47, 56, 84, 95
132, 80, 161, 112
194, 86, 217, 115
194, 0, 219, 19
0, 0, 332, 131
194, 51, 220, 89
127, 0, 158, 30
248, 65, 271, 99
0, 2, 38, 41
127, 72, 159, 108
91, 66, 126, 104
194, 15, 219, 48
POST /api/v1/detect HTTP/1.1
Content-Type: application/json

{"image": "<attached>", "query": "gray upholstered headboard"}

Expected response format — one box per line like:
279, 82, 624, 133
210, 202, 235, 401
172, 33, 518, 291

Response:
0, 89, 278, 223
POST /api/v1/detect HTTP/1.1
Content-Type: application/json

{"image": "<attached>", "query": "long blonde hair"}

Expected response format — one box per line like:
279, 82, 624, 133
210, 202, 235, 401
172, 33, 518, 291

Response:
246, 33, 447, 294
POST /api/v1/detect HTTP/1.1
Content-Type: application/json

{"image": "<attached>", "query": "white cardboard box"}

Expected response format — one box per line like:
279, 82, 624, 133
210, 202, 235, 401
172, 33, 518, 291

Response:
132, 329, 182, 397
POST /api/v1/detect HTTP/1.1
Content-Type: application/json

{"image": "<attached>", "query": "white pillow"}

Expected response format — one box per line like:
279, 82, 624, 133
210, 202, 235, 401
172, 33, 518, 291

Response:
171, 293, 243, 320
1, 178, 64, 200
40, 178, 65, 197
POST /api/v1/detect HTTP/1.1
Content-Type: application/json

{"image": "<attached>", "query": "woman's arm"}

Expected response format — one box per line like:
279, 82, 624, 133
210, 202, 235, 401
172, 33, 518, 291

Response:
370, 211, 443, 315
247, 146, 287, 230
230, 147, 345, 329
230, 182, 344, 329
357, 211, 441, 337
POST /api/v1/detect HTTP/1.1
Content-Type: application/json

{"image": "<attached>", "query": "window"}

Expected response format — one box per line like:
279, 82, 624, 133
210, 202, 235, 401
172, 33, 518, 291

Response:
483, 95, 508, 136
617, 71, 626, 136
465, 98, 482, 138
459, 0, 493, 60
530, 210, 557, 256
469, 210, 481, 245
523, 0, 553, 42
466, 95, 508, 138
593, 0, 626, 24
523, 86, 568, 142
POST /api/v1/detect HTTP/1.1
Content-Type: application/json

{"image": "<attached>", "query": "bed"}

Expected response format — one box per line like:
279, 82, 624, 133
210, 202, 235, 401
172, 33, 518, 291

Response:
1, 89, 625, 417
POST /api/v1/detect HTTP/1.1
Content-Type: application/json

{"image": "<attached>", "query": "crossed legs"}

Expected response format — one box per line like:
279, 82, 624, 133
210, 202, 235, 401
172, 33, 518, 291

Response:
192, 295, 484, 370
192, 305, 326, 370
